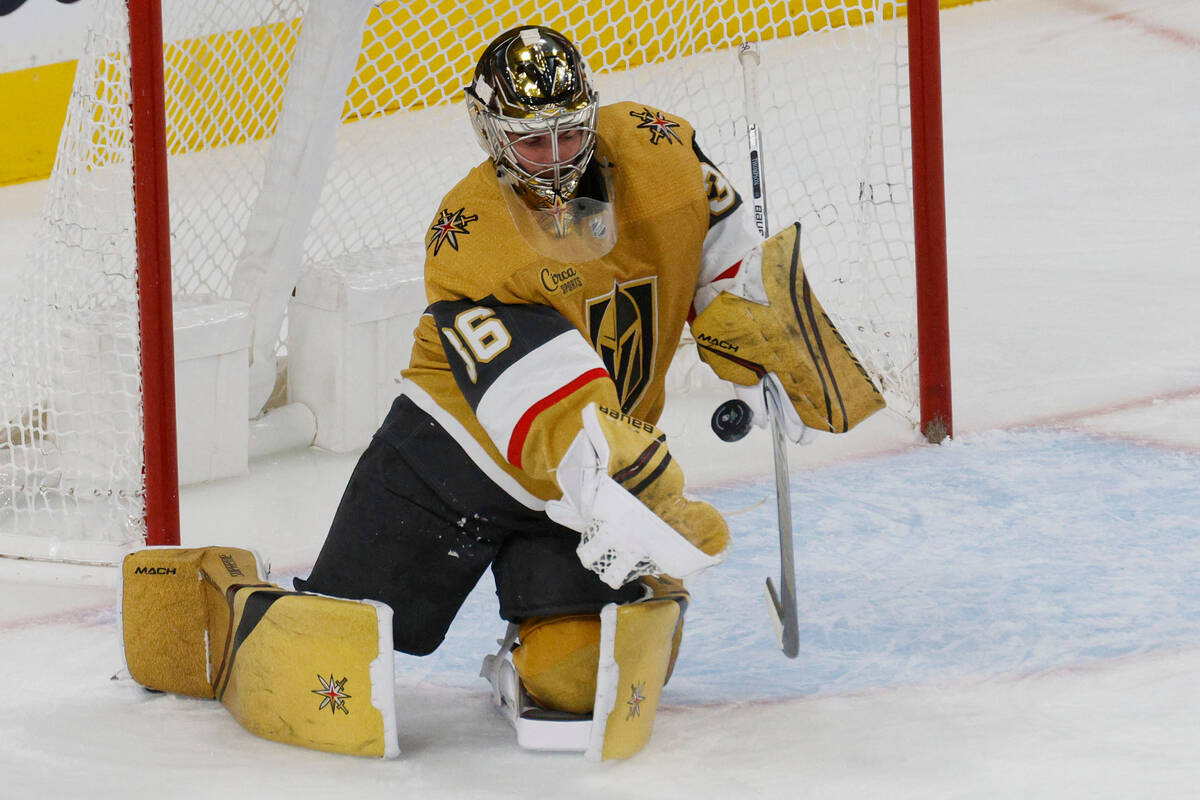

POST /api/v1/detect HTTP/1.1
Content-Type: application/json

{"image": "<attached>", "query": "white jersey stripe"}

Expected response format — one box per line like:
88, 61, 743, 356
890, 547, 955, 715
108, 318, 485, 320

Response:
474, 330, 608, 459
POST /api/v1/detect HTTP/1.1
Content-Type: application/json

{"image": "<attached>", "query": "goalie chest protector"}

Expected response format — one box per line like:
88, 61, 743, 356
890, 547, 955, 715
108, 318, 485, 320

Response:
403, 102, 715, 501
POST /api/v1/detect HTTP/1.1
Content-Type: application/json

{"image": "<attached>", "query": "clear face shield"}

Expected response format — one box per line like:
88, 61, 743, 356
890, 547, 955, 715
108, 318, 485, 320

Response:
496, 133, 618, 263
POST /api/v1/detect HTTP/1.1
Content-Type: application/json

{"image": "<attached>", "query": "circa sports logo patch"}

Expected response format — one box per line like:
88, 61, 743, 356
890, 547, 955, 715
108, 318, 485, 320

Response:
629, 108, 682, 146
427, 207, 478, 255
312, 673, 352, 715
540, 264, 583, 297
586, 277, 658, 412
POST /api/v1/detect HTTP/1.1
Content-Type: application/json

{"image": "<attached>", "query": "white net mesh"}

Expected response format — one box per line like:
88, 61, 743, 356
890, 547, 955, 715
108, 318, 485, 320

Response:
0, 0, 921, 563
0, 3, 144, 563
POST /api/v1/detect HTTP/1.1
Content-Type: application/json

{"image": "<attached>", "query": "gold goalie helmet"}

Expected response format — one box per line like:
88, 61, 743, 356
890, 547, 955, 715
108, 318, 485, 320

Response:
466, 26, 598, 204
466, 26, 616, 261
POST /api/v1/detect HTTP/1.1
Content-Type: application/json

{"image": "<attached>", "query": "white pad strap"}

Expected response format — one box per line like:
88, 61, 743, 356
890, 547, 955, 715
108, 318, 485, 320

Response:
546, 404, 722, 588
585, 603, 620, 760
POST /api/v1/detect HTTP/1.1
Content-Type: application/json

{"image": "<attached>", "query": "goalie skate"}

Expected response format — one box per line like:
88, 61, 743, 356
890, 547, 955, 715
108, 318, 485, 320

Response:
480, 623, 593, 752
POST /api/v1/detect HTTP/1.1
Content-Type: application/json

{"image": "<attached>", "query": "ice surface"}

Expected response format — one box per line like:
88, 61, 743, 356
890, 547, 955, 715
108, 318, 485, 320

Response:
3, 0, 1200, 796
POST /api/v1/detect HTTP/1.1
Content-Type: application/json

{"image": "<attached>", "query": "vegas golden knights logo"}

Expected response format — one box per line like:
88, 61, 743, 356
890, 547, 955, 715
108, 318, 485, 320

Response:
586, 277, 657, 411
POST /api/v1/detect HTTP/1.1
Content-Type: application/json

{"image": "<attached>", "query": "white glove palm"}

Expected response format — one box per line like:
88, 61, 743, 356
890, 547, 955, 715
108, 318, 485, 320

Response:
733, 373, 809, 444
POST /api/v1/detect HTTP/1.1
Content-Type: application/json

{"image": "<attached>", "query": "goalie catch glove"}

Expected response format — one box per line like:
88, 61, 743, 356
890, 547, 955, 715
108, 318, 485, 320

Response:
691, 222, 885, 435
546, 404, 727, 588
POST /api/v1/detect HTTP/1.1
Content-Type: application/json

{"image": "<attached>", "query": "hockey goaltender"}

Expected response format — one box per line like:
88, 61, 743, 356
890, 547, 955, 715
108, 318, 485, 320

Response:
120, 26, 882, 761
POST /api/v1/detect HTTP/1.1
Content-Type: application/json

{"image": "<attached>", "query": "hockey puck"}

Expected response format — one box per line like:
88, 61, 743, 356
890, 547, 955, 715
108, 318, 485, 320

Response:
711, 399, 753, 442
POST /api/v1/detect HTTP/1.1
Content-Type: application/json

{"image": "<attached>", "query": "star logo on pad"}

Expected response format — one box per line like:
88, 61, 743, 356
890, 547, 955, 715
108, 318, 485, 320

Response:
313, 674, 352, 715
625, 681, 647, 720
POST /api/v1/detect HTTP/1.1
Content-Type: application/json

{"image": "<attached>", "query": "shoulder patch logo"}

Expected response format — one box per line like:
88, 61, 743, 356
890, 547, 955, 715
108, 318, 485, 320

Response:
428, 207, 479, 255
629, 107, 682, 145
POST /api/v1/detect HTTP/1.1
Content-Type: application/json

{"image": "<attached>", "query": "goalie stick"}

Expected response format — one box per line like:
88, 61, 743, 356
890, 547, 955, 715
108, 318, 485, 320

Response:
739, 41, 800, 658
762, 376, 799, 658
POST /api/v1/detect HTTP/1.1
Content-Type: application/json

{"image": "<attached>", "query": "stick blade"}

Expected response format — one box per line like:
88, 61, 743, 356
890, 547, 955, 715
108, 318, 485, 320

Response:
765, 578, 799, 659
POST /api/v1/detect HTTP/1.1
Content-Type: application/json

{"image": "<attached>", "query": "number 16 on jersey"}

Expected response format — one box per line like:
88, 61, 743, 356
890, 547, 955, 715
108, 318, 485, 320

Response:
441, 307, 513, 383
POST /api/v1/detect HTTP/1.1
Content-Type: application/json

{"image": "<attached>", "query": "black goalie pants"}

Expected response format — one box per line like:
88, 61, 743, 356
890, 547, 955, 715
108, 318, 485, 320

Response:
294, 395, 641, 656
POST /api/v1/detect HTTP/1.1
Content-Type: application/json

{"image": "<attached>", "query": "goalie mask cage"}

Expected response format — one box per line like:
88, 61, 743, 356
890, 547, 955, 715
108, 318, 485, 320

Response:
0, 0, 950, 566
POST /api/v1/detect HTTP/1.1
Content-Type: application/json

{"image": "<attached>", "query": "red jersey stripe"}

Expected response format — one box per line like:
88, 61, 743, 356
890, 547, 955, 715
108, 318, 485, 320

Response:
506, 367, 611, 469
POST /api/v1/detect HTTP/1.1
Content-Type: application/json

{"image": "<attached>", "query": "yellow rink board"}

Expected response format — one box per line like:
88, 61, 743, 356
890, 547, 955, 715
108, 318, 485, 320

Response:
0, 0, 981, 186
0, 60, 78, 186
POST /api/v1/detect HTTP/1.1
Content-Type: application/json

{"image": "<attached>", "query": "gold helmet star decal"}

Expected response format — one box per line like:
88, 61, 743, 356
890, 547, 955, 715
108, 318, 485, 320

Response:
630, 108, 682, 145
542, 194, 572, 237
313, 674, 352, 715
428, 207, 479, 255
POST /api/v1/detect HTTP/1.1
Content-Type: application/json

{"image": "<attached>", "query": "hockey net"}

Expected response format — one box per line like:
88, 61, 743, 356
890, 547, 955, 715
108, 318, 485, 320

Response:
0, 0, 940, 565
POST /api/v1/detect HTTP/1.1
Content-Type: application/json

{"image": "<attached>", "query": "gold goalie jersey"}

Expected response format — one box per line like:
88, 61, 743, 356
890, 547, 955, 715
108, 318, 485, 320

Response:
399, 101, 757, 505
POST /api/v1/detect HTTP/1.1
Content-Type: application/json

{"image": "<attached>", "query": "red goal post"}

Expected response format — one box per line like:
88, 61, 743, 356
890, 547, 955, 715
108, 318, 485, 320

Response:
908, 0, 953, 443
129, 0, 181, 548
